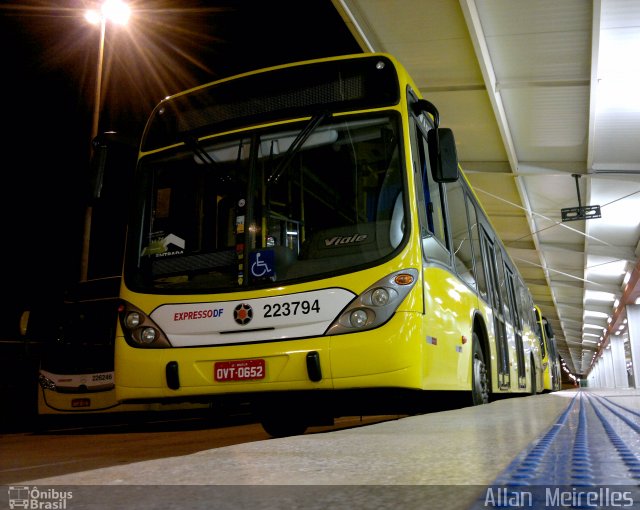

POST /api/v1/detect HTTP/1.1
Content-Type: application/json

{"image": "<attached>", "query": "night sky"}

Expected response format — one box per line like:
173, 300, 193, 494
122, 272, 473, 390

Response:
0, 0, 361, 336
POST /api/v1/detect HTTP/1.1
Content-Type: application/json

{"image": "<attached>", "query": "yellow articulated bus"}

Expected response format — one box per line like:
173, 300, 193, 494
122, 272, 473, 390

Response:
534, 305, 562, 392
114, 53, 543, 437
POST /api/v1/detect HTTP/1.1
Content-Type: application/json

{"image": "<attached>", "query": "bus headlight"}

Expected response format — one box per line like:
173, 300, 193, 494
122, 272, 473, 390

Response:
38, 373, 57, 391
370, 287, 390, 306
349, 309, 370, 328
118, 301, 171, 348
125, 312, 141, 329
325, 268, 418, 335
140, 327, 157, 344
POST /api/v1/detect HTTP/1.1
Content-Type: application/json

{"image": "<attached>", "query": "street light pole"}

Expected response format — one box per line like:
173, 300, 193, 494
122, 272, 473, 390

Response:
80, 1, 129, 282
80, 17, 106, 282
92, 17, 107, 142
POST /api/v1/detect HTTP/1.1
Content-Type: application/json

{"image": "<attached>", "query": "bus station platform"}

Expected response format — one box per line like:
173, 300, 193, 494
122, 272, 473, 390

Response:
8, 388, 640, 509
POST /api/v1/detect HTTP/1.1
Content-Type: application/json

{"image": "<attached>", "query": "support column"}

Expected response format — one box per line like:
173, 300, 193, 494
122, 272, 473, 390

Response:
603, 349, 615, 388
610, 335, 629, 388
593, 360, 602, 388
627, 304, 640, 389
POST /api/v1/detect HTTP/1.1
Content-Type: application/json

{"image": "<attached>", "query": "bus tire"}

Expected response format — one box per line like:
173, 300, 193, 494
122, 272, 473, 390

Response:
260, 414, 308, 438
471, 334, 490, 405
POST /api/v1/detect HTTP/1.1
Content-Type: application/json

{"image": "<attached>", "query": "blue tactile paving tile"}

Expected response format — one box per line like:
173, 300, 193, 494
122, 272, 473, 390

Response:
470, 391, 640, 509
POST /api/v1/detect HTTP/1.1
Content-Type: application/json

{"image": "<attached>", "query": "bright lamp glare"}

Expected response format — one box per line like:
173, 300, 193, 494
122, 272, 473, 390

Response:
85, 9, 101, 25
86, 1, 130, 26
103, 0, 130, 25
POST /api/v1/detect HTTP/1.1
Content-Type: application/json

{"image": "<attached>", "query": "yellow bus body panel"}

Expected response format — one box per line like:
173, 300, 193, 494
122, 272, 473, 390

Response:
115, 247, 486, 401
535, 305, 555, 391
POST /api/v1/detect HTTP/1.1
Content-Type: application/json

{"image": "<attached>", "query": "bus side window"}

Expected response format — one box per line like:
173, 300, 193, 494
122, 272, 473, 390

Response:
445, 179, 476, 289
496, 248, 511, 321
409, 119, 449, 265
467, 199, 487, 298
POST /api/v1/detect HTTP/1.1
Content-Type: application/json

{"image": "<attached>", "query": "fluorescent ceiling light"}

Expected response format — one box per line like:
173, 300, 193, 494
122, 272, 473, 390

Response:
599, 202, 640, 228
585, 258, 628, 279
596, 28, 640, 112
623, 272, 632, 285
584, 310, 610, 319
584, 290, 616, 302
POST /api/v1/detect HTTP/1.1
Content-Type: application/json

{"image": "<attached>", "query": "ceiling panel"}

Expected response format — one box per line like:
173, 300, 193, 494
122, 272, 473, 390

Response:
333, 0, 640, 377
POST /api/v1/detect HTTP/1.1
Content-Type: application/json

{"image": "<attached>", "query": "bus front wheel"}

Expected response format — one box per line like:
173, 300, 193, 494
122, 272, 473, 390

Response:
472, 334, 490, 405
260, 413, 308, 438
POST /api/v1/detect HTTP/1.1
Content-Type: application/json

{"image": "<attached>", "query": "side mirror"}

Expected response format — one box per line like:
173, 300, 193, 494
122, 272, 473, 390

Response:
411, 99, 459, 183
427, 128, 459, 183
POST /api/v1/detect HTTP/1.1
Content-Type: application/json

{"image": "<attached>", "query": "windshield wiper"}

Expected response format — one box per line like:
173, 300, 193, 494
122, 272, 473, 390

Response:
267, 111, 331, 185
184, 136, 219, 168
183, 136, 236, 184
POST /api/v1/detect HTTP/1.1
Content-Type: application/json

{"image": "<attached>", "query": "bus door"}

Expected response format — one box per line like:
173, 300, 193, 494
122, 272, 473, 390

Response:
480, 227, 510, 389
543, 316, 561, 390
503, 265, 526, 388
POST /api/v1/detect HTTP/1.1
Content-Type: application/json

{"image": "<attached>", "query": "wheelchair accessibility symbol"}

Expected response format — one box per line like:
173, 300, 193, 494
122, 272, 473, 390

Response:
250, 250, 275, 278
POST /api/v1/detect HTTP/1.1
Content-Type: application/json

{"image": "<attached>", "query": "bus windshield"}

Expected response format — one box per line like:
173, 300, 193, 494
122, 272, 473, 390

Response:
127, 113, 406, 293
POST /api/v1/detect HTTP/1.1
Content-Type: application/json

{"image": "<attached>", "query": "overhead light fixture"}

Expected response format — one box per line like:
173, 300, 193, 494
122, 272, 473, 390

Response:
586, 259, 629, 279
584, 310, 610, 319
561, 174, 601, 222
596, 28, 640, 113
584, 290, 616, 302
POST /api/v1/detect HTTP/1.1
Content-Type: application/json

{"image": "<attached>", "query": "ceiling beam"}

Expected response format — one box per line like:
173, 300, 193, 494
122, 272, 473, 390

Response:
458, 0, 518, 172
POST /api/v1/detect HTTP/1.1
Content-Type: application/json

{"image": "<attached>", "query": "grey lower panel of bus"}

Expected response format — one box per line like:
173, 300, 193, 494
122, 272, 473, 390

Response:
14, 389, 640, 510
